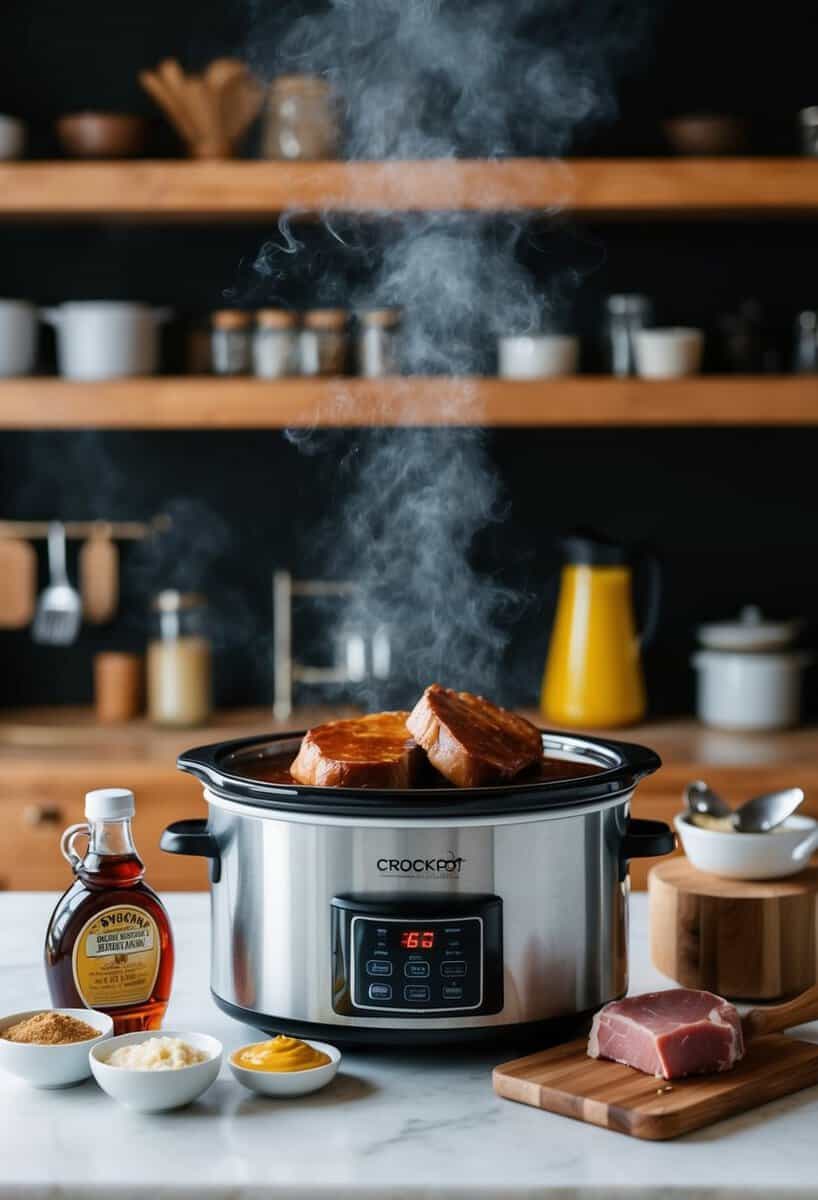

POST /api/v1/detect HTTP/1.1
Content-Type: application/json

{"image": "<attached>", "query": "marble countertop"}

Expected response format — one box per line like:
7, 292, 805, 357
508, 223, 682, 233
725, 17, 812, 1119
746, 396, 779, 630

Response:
2, 891, 818, 1199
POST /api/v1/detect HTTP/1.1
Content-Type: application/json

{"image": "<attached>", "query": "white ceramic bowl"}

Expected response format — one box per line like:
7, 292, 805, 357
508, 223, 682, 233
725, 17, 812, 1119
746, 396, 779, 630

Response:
0, 1008, 113, 1088
229, 1039, 341, 1097
675, 812, 818, 880
89, 1030, 222, 1112
497, 334, 579, 378
634, 327, 704, 379
0, 115, 26, 160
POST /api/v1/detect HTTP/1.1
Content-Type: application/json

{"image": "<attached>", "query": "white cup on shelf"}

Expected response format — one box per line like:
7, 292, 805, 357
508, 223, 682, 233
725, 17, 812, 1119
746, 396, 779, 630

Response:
0, 114, 26, 160
633, 327, 704, 379
498, 333, 579, 379
0, 299, 38, 376
41, 301, 172, 380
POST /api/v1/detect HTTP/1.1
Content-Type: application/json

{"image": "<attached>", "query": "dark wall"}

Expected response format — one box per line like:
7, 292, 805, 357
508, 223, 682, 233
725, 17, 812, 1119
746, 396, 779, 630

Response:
1, 1, 818, 717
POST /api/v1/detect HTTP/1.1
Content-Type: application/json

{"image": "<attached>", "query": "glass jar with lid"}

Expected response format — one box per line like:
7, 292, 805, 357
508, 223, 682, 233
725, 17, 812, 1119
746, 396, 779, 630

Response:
262, 75, 341, 161
211, 310, 252, 376
356, 308, 402, 377
300, 309, 349, 376
147, 591, 212, 728
253, 308, 300, 378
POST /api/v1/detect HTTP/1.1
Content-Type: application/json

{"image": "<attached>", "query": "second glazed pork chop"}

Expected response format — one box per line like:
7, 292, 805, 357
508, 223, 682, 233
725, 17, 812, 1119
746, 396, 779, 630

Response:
290, 712, 421, 788
407, 684, 542, 788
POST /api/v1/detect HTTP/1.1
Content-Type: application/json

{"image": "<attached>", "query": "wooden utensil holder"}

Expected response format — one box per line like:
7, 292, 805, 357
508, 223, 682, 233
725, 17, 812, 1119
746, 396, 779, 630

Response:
649, 857, 818, 1000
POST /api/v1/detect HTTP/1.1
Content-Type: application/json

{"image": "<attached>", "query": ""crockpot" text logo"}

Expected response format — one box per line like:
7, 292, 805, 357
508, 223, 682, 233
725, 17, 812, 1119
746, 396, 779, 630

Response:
376, 853, 465, 877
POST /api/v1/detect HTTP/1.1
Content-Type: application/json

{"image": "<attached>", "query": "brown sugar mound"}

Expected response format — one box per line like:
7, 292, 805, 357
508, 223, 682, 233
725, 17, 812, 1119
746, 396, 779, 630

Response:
2, 1010, 100, 1045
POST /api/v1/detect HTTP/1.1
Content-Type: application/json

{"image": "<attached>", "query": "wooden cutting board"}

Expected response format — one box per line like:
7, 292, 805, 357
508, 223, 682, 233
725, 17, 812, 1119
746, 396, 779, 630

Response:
493, 1034, 818, 1140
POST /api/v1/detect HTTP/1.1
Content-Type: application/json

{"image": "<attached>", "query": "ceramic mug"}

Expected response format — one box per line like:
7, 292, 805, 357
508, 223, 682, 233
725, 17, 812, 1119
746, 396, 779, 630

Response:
41, 302, 172, 380
0, 114, 26, 160
0, 299, 38, 376
498, 334, 579, 379
633, 327, 704, 379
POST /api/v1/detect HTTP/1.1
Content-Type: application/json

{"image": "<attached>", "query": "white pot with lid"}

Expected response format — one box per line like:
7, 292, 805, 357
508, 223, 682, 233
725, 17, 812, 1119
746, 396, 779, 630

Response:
692, 606, 812, 731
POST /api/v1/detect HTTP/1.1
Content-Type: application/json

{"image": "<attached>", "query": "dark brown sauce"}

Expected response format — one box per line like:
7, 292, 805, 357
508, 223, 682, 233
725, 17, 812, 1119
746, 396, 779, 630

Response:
231, 749, 604, 790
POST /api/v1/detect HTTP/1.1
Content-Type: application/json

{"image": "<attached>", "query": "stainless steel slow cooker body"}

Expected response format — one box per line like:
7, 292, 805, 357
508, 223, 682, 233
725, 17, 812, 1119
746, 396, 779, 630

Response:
164, 729, 670, 1045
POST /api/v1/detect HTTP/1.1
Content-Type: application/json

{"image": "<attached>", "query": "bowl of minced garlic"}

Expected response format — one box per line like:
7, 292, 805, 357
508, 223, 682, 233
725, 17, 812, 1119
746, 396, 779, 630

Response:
229, 1034, 341, 1097
0, 1008, 113, 1088
89, 1030, 223, 1112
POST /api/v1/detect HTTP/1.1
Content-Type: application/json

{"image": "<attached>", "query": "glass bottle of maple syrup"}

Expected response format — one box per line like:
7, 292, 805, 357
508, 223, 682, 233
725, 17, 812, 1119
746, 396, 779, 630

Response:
45, 788, 174, 1034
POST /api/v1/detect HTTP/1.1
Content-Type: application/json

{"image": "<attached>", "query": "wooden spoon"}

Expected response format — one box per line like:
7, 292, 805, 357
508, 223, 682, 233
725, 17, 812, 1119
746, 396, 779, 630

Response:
79, 522, 119, 624
0, 537, 36, 629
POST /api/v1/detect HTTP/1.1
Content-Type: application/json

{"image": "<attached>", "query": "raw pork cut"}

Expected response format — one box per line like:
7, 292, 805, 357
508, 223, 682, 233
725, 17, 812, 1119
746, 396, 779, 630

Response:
587, 988, 745, 1079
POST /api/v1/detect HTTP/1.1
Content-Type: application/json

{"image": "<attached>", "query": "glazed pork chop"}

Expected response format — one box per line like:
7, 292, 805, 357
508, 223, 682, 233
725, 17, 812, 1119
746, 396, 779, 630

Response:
588, 988, 745, 1080
406, 683, 542, 788
289, 712, 422, 789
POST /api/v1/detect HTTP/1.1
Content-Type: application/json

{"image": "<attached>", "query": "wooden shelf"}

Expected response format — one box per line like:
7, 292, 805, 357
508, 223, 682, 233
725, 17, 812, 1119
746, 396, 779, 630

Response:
1, 159, 818, 220
0, 376, 817, 429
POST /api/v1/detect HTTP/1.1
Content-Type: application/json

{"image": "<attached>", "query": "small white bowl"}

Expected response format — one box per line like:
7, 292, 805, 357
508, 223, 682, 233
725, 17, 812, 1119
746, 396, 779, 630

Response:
497, 334, 579, 379
675, 812, 818, 880
634, 327, 704, 379
89, 1030, 222, 1112
229, 1039, 341, 1097
0, 1008, 113, 1088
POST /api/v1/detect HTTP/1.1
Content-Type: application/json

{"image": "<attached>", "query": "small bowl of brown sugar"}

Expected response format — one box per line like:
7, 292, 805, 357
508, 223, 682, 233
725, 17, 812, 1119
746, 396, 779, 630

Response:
0, 1008, 113, 1088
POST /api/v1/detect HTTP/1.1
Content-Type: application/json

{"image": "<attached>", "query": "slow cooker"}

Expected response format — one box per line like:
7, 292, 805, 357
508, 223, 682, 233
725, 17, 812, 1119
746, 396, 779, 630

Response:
162, 729, 670, 1045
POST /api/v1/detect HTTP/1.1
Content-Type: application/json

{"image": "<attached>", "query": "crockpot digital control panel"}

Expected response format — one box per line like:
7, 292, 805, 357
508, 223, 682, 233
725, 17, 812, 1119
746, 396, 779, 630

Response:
331, 895, 503, 1017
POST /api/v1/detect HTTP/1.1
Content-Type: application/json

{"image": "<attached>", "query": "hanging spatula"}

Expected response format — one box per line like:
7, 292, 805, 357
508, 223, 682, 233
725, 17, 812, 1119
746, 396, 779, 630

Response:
32, 521, 82, 645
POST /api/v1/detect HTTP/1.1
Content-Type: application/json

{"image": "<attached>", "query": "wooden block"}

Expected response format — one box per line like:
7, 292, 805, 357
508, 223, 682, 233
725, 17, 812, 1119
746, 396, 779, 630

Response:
649, 858, 818, 999
493, 1034, 818, 1140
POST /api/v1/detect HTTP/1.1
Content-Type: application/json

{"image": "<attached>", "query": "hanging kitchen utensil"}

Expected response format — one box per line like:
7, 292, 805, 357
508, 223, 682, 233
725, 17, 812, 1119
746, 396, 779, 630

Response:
0, 535, 36, 628
541, 533, 661, 728
79, 522, 119, 624
32, 522, 82, 646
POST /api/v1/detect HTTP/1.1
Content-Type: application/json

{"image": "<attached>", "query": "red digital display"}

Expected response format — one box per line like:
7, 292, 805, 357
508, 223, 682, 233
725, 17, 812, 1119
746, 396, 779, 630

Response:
400, 930, 435, 950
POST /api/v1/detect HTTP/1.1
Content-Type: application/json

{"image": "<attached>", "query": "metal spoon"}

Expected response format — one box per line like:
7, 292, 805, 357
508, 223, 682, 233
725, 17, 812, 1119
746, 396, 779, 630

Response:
733, 787, 805, 833
684, 780, 733, 822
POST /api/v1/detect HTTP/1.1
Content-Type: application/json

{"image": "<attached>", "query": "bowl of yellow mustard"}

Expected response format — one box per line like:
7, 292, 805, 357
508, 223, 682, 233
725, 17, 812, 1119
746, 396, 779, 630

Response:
228, 1034, 341, 1097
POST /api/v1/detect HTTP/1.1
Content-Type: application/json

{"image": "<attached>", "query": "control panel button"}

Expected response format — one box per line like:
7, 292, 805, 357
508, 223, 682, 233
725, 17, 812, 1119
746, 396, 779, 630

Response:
368, 983, 392, 1001
441, 960, 467, 977
404, 961, 430, 979
403, 984, 431, 1002
367, 960, 392, 977
442, 984, 465, 1001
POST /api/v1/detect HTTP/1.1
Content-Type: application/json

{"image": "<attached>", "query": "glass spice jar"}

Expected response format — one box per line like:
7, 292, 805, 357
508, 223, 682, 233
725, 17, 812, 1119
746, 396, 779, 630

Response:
211, 310, 252, 376
147, 591, 212, 728
300, 309, 349, 376
262, 74, 341, 161
356, 308, 402, 377
253, 308, 300, 378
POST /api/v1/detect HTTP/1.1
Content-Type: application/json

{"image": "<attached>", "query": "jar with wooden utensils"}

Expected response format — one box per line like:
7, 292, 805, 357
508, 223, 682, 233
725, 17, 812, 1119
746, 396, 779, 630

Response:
94, 652, 144, 723
300, 309, 349, 376
252, 309, 300, 378
210, 310, 252, 376
262, 75, 341, 160
147, 591, 212, 728
139, 58, 263, 159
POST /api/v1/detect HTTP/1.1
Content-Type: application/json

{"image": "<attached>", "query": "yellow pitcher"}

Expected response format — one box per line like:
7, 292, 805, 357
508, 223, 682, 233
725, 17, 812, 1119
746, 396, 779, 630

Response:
541, 534, 661, 728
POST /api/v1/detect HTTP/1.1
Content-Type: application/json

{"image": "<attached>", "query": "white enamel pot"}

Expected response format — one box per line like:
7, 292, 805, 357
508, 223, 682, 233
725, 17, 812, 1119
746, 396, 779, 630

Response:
42, 301, 172, 380
692, 648, 812, 731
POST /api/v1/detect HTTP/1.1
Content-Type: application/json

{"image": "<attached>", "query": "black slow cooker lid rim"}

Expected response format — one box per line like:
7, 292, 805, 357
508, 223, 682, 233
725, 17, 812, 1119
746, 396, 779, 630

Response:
177, 729, 661, 819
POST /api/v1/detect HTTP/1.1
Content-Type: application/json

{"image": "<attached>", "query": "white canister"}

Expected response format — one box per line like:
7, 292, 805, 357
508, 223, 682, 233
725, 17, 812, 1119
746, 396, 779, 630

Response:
41, 301, 171, 380
498, 334, 579, 379
634, 327, 704, 379
0, 299, 37, 376
0, 114, 26, 160
692, 648, 812, 731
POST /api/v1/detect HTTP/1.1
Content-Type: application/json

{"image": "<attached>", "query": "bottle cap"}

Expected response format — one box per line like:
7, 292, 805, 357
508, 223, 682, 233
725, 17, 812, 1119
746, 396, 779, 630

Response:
85, 788, 135, 821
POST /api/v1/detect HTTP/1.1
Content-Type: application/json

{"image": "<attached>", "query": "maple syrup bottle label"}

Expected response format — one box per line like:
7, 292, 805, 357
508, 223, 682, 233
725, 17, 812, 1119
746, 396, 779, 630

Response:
72, 905, 161, 1008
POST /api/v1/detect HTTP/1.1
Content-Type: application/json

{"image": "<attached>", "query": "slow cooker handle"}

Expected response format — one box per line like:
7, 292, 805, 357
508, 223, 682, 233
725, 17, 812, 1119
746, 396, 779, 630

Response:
160, 819, 221, 883
622, 818, 675, 862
